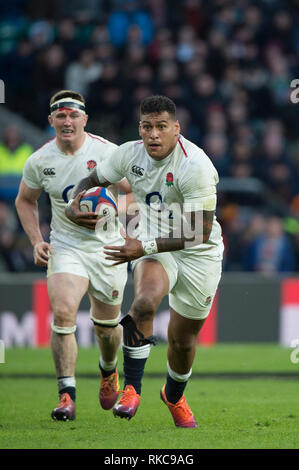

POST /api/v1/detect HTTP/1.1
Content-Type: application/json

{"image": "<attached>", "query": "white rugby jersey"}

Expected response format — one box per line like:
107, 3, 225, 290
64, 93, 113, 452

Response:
23, 132, 124, 252
98, 135, 224, 258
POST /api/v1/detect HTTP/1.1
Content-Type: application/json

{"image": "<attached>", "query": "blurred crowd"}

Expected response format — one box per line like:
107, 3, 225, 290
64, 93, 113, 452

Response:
0, 0, 299, 272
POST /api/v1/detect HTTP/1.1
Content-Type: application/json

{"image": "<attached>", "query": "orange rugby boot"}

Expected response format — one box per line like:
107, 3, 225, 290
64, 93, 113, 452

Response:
160, 384, 198, 428
113, 385, 140, 420
51, 392, 76, 421
99, 369, 120, 410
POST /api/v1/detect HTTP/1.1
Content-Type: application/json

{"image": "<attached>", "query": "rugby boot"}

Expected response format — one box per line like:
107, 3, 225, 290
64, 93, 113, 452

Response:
51, 392, 76, 421
113, 385, 140, 420
99, 369, 120, 410
160, 384, 198, 428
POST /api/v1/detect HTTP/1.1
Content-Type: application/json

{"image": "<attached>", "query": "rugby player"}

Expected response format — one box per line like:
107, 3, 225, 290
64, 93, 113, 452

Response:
66, 95, 224, 428
15, 90, 131, 421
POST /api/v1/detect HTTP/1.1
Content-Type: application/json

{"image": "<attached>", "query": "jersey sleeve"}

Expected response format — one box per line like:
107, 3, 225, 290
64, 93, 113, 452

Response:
97, 144, 127, 184
100, 142, 118, 160
22, 154, 43, 189
179, 157, 219, 212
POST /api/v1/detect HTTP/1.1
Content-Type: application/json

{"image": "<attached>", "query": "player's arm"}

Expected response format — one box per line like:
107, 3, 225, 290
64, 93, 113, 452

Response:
104, 209, 214, 265
15, 179, 53, 266
115, 177, 131, 194
114, 178, 137, 218
156, 209, 214, 252
65, 145, 127, 227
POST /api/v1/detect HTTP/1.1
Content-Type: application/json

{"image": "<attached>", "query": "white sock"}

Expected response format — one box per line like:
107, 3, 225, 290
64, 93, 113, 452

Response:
100, 357, 117, 371
57, 376, 76, 393
123, 344, 151, 359
167, 361, 192, 382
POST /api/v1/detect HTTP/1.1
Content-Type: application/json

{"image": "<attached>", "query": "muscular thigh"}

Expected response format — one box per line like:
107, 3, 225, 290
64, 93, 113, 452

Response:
133, 258, 170, 307
48, 273, 89, 324
89, 294, 122, 322
48, 243, 128, 307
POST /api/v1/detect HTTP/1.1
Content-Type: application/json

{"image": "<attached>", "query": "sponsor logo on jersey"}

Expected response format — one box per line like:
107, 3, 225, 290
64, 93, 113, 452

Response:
131, 165, 144, 177
205, 296, 212, 305
166, 172, 174, 186
43, 168, 56, 176
87, 160, 97, 171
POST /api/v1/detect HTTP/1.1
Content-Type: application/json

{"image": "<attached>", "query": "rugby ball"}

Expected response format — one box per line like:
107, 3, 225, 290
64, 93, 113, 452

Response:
79, 186, 118, 222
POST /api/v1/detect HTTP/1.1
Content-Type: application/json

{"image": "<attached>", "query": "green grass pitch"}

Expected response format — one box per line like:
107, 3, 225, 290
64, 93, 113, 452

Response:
0, 344, 299, 449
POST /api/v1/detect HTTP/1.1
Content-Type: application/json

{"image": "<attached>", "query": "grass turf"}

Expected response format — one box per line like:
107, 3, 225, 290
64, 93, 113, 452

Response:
0, 344, 299, 449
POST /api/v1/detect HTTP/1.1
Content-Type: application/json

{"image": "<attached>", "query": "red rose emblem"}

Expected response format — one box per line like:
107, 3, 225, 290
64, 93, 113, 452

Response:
166, 172, 174, 186
112, 290, 119, 298
87, 160, 97, 171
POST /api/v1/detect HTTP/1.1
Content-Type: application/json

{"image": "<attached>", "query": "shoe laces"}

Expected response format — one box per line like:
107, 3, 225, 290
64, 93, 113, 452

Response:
58, 393, 70, 406
101, 373, 118, 396
118, 386, 137, 404
172, 397, 193, 421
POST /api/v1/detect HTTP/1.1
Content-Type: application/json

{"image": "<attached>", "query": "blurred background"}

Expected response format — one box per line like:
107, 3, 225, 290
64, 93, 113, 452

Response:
0, 0, 299, 348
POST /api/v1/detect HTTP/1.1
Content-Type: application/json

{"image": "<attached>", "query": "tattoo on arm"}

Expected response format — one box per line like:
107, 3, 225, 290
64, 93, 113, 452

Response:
202, 210, 214, 243
71, 169, 101, 198
156, 237, 185, 252
156, 210, 215, 253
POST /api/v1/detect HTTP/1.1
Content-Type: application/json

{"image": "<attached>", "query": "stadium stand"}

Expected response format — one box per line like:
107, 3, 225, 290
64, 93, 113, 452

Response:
0, 0, 299, 272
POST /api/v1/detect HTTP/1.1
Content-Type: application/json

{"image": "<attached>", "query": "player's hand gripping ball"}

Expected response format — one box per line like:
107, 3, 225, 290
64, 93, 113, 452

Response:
79, 186, 117, 230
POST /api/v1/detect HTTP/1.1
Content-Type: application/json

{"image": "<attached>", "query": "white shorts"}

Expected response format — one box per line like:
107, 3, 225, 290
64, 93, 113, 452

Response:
131, 251, 222, 320
47, 243, 128, 305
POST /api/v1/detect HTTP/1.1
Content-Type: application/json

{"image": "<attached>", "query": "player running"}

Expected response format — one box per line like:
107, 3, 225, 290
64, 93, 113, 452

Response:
66, 95, 224, 428
15, 90, 131, 421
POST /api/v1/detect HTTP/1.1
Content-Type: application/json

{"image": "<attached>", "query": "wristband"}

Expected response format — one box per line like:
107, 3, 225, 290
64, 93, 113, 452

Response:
142, 239, 158, 255
67, 198, 74, 207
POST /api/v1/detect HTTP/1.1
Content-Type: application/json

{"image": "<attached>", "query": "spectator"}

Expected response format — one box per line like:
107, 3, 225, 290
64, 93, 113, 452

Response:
28, 20, 55, 51
25, 0, 60, 21
1, 0, 299, 271
87, 60, 121, 118
58, 0, 104, 19
243, 216, 296, 273
108, 2, 154, 47
204, 132, 230, 176
256, 120, 293, 183
205, 104, 227, 134
221, 205, 257, 271
189, 73, 221, 130
0, 200, 38, 272
176, 25, 196, 63
65, 49, 102, 95
55, 18, 82, 62
32, 44, 66, 124
0, 125, 33, 200
1, 39, 34, 113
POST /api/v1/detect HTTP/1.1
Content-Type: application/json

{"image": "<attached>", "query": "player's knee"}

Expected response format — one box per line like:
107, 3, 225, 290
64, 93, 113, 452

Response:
94, 324, 118, 339
132, 295, 156, 322
53, 302, 76, 327
169, 337, 194, 354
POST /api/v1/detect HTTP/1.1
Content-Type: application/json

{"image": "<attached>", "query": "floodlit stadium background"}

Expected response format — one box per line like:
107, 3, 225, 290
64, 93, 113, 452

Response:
0, 0, 299, 347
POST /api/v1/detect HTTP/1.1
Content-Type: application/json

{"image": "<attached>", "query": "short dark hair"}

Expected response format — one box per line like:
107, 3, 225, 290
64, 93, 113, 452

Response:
140, 95, 176, 119
50, 89, 85, 106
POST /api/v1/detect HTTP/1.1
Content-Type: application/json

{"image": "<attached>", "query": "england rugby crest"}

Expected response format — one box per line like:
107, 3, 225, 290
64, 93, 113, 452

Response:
87, 160, 97, 171
166, 172, 174, 187
112, 290, 119, 299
